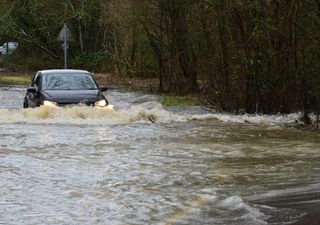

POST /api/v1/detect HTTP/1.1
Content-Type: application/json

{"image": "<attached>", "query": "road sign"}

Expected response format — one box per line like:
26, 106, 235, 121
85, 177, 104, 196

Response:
57, 24, 74, 42
61, 43, 69, 50
57, 23, 74, 69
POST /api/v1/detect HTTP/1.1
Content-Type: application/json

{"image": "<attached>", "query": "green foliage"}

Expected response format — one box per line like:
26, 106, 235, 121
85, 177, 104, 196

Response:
71, 51, 110, 71
0, 44, 59, 71
161, 96, 198, 106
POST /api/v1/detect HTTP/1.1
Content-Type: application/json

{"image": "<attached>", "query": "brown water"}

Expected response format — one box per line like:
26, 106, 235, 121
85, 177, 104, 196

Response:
0, 86, 319, 225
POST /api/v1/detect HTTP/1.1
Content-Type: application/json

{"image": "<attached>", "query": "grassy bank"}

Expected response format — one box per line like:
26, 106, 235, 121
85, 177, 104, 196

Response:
160, 96, 198, 106
0, 75, 31, 85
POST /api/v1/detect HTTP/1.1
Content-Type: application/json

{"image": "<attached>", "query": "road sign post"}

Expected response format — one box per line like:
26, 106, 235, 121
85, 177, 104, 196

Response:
57, 23, 74, 69
63, 24, 67, 69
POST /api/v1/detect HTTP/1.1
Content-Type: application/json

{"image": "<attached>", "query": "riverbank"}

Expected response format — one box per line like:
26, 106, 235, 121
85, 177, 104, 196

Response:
92, 72, 159, 92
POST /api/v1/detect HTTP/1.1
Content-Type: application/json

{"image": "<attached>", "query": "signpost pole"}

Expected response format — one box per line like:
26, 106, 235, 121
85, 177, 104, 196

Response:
58, 23, 73, 69
63, 23, 68, 69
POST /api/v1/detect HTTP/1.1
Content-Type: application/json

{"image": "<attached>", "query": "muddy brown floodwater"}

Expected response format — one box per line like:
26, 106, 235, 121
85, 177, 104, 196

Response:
0, 86, 320, 225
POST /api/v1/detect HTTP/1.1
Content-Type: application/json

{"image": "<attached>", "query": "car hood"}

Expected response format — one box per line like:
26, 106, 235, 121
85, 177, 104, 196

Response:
41, 89, 101, 104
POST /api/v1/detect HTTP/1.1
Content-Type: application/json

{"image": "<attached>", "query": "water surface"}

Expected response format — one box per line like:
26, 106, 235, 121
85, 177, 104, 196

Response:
0, 86, 319, 225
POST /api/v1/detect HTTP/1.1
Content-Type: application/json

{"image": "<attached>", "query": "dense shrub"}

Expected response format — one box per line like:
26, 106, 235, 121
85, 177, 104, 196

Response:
71, 51, 110, 72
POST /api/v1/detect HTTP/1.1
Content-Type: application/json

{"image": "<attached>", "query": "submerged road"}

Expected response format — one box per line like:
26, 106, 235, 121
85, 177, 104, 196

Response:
0, 86, 319, 225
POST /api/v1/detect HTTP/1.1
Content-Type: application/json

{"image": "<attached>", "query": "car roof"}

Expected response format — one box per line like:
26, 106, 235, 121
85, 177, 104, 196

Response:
39, 69, 90, 75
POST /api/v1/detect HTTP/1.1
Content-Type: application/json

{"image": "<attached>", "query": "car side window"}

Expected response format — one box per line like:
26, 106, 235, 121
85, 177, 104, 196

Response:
32, 74, 41, 89
31, 74, 37, 86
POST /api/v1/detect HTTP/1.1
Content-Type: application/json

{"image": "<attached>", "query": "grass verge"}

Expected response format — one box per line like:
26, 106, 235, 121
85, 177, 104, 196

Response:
0, 75, 31, 85
160, 95, 198, 106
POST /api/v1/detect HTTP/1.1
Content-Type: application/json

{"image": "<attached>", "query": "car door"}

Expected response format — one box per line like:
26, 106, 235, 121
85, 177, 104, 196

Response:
26, 73, 42, 107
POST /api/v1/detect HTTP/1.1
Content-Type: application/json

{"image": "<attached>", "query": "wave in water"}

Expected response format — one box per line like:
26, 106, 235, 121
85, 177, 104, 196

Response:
0, 104, 303, 125
219, 196, 268, 225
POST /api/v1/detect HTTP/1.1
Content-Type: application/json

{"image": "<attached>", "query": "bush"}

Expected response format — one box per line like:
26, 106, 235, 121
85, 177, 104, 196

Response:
71, 51, 110, 72
0, 49, 58, 71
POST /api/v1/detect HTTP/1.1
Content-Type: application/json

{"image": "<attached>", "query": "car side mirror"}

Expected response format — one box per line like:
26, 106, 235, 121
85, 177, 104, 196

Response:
27, 87, 38, 93
100, 87, 108, 92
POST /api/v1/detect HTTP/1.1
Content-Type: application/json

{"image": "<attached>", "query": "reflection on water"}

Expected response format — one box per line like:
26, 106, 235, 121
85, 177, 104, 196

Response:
0, 86, 320, 225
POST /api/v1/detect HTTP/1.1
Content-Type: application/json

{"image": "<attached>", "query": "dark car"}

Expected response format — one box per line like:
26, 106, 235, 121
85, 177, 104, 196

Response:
23, 69, 108, 108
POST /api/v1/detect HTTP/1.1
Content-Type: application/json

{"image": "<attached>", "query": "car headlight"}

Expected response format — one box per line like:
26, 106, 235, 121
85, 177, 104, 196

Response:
94, 99, 107, 107
43, 100, 58, 107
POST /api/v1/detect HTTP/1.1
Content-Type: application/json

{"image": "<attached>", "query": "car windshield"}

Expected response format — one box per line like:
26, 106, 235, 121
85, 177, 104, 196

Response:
42, 73, 98, 90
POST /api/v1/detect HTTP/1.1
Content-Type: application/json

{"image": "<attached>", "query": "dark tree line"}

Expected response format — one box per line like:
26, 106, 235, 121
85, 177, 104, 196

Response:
0, 0, 319, 120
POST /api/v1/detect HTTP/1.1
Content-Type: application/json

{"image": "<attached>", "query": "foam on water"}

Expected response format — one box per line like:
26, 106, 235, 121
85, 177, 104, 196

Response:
0, 103, 303, 125
0, 104, 185, 125
219, 196, 269, 225
0, 87, 308, 126
188, 113, 302, 125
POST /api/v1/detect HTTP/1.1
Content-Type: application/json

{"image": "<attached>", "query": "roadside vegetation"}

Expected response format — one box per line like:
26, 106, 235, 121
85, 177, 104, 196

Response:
160, 96, 198, 107
0, 0, 319, 126
0, 75, 30, 85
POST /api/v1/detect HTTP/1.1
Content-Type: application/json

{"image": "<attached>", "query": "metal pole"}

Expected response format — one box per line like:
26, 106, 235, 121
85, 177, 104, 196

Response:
64, 23, 67, 69
6, 42, 9, 54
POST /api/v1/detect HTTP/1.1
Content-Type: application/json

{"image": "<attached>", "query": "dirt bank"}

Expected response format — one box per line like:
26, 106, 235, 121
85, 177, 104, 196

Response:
92, 72, 159, 92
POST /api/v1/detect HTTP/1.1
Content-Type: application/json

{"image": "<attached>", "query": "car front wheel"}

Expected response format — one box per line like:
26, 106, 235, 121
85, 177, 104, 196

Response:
23, 99, 28, 108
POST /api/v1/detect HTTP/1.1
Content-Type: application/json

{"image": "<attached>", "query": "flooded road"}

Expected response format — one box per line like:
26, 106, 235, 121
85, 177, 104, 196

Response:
0, 86, 319, 225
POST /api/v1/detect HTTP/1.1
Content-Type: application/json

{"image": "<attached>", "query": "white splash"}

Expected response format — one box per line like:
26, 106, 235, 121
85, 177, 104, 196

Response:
0, 104, 304, 126
220, 196, 268, 225
190, 113, 302, 125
